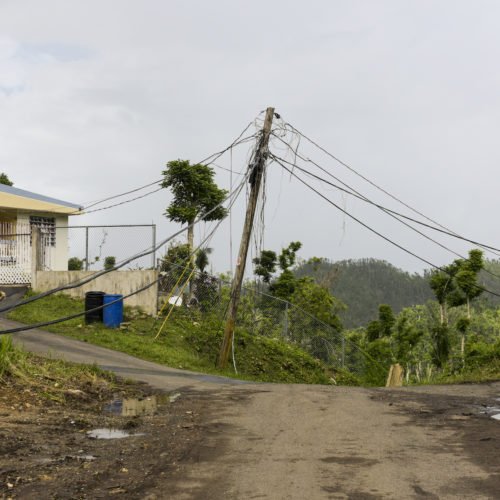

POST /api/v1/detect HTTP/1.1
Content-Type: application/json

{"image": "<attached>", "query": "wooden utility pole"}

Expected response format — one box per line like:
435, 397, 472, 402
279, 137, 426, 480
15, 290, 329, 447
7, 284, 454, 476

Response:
217, 107, 275, 368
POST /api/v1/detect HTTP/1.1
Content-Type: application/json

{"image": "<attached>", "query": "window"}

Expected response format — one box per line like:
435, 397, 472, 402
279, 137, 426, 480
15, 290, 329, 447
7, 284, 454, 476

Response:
30, 216, 56, 246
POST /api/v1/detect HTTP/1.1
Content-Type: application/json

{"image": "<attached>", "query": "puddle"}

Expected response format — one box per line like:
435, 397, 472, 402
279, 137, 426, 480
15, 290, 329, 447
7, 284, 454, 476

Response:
103, 393, 179, 417
478, 404, 500, 421
67, 454, 96, 461
86, 428, 144, 439
169, 392, 181, 403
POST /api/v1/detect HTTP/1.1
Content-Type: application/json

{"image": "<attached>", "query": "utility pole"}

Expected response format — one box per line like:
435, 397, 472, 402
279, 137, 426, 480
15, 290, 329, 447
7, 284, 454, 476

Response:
217, 107, 275, 369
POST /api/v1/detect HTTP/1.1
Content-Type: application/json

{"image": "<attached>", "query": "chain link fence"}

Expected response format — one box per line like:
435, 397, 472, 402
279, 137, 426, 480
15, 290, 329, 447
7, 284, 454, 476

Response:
63, 225, 157, 271
158, 270, 384, 383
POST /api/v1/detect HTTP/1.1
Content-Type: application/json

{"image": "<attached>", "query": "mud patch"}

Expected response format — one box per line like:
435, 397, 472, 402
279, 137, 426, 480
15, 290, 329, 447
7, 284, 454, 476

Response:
321, 456, 378, 466
0, 376, 213, 499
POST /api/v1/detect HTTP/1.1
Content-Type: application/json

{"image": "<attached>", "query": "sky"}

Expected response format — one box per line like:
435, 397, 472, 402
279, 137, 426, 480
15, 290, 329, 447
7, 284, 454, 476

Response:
1, 0, 500, 276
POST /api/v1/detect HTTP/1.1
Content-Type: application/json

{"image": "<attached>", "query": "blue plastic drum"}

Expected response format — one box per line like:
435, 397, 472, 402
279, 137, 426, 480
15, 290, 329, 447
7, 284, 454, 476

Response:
103, 294, 124, 328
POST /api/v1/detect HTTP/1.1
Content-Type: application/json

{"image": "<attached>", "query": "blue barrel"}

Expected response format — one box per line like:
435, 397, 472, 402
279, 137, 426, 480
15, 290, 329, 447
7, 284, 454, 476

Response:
103, 294, 124, 328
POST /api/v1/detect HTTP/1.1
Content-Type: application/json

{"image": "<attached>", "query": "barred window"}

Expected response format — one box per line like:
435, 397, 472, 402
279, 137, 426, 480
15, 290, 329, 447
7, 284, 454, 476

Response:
30, 216, 56, 246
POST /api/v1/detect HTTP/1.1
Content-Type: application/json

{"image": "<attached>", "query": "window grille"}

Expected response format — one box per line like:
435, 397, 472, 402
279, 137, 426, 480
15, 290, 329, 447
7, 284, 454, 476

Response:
30, 216, 56, 246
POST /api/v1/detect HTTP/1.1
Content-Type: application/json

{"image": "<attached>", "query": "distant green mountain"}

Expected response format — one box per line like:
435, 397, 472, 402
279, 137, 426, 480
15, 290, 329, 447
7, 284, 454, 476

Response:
296, 258, 434, 328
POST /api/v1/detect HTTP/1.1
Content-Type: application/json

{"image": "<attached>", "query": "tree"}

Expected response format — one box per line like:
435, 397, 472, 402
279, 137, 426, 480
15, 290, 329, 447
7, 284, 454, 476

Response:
195, 247, 213, 273
253, 242, 344, 335
452, 249, 484, 363
429, 262, 459, 325
160, 241, 194, 283
428, 249, 485, 367
0, 173, 13, 186
253, 250, 277, 283
161, 160, 228, 251
104, 256, 116, 270
291, 277, 343, 331
193, 247, 218, 311
68, 257, 83, 271
269, 242, 302, 300
366, 304, 396, 342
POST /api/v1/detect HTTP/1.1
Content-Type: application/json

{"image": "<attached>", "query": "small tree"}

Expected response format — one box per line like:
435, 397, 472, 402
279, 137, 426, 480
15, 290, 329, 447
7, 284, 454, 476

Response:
161, 160, 228, 251
104, 256, 116, 270
253, 250, 277, 283
0, 173, 13, 186
68, 257, 83, 271
160, 241, 193, 283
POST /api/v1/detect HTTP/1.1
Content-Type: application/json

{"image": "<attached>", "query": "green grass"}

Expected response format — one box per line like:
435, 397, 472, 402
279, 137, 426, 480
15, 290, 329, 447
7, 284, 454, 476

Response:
0, 333, 118, 403
8, 292, 333, 385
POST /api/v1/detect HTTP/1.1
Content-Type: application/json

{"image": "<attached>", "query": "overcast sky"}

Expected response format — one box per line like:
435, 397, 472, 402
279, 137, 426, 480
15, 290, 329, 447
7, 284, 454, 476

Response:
1, 0, 500, 277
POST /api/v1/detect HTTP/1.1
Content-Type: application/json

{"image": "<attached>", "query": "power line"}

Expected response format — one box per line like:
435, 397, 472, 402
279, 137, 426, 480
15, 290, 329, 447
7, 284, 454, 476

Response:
0, 174, 248, 334
270, 151, 500, 269
273, 158, 500, 299
69, 119, 258, 216
80, 187, 164, 215
0, 171, 250, 314
269, 137, 500, 254
82, 179, 163, 210
279, 118, 500, 259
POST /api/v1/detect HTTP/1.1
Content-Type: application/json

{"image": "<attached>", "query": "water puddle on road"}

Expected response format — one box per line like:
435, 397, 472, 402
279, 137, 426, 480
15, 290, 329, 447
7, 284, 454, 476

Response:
86, 428, 144, 439
103, 393, 178, 417
479, 404, 500, 421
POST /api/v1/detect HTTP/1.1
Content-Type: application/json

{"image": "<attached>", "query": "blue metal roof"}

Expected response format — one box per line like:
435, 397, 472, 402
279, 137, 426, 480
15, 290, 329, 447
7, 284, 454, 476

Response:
0, 183, 83, 210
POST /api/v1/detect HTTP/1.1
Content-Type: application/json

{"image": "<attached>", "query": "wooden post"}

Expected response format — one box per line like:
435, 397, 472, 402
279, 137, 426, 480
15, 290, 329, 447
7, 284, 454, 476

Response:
386, 363, 404, 387
217, 107, 275, 369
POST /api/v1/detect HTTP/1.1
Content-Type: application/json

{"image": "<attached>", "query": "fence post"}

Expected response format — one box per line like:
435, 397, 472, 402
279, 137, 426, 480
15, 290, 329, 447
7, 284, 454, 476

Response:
341, 336, 345, 369
283, 302, 289, 340
85, 226, 89, 271
152, 224, 156, 269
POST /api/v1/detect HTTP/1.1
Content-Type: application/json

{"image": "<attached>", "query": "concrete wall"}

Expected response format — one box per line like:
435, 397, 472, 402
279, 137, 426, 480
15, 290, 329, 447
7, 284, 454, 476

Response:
35, 270, 158, 315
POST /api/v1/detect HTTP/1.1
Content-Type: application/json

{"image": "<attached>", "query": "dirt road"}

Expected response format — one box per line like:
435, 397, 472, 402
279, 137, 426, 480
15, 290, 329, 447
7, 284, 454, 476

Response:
3, 319, 500, 499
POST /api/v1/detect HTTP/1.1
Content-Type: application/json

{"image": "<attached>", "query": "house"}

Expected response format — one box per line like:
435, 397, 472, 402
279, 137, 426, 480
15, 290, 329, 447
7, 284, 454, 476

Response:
0, 184, 83, 284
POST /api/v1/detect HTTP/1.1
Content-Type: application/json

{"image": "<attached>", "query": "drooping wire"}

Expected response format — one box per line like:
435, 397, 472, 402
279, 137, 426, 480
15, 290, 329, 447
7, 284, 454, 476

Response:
0, 171, 250, 334
278, 117, 500, 259
78, 187, 163, 215
270, 150, 500, 283
272, 157, 500, 299
269, 138, 500, 254
0, 169, 251, 314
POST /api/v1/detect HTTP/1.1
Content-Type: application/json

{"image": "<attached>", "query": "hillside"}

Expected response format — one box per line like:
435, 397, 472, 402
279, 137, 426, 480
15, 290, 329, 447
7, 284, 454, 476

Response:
296, 258, 433, 328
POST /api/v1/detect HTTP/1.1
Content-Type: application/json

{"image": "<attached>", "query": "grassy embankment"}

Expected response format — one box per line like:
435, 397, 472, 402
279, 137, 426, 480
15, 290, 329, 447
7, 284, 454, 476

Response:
0, 334, 120, 403
8, 292, 334, 385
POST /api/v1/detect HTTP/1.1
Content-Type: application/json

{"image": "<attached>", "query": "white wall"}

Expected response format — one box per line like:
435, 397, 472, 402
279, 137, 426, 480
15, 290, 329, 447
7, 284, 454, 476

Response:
16, 212, 69, 271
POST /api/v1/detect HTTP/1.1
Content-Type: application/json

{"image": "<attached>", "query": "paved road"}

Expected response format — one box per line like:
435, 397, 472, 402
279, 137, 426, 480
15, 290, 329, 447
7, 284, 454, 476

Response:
4, 318, 500, 499
3, 317, 247, 392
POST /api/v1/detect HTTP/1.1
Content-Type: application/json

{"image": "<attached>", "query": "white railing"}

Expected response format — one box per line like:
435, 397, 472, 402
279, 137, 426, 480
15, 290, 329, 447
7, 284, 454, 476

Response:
0, 222, 31, 284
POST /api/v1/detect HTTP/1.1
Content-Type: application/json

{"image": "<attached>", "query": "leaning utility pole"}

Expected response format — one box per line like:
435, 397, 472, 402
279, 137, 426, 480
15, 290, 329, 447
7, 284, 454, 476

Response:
217, 107, 275, 368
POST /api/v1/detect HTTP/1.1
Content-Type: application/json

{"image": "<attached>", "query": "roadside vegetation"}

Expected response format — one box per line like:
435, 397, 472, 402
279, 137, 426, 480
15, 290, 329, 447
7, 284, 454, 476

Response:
7, 293, 333, 385
9, 236, 500, 387
0, 333, 119, 404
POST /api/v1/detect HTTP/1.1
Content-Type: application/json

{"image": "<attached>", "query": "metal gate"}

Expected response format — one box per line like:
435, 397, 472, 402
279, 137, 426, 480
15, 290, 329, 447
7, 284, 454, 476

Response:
0, 221, 52, 285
